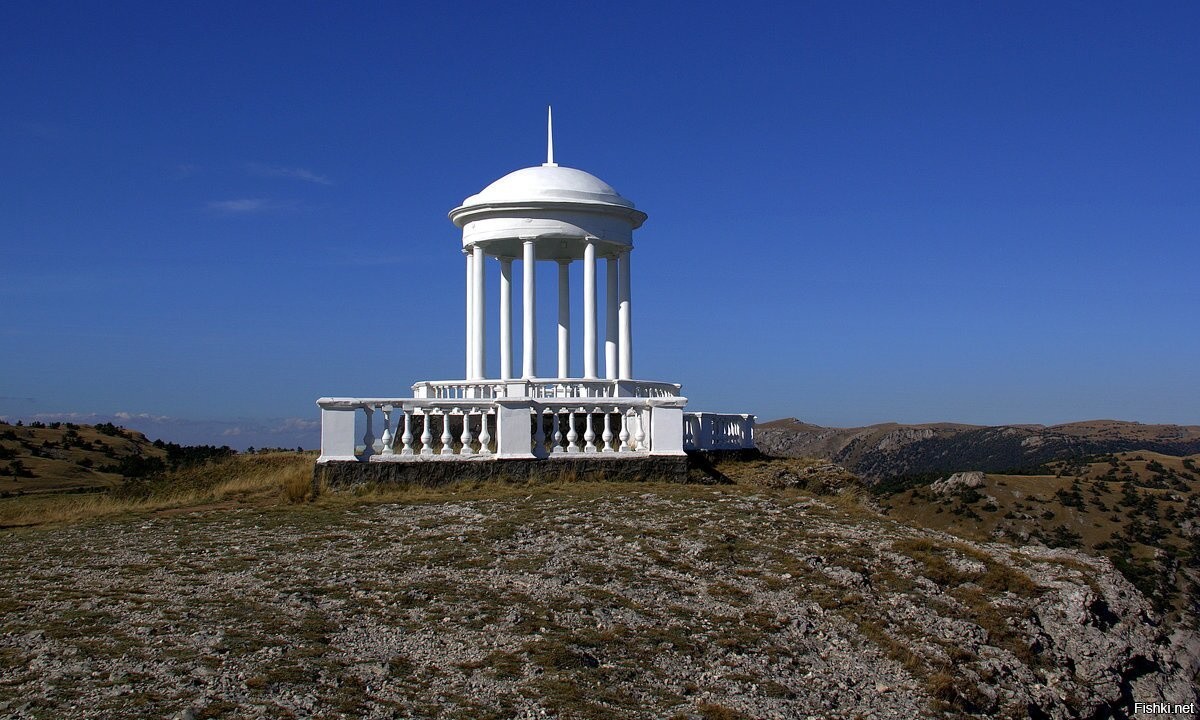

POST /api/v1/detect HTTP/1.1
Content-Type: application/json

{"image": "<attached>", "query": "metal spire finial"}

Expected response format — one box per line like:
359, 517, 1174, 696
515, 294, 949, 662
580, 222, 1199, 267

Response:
544, 106, 557, 167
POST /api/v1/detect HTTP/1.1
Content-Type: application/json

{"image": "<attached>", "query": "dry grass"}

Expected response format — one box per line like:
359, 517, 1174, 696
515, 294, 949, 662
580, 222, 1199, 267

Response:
0, 454, 717, 530
0, 453, 315, 528
0, 445, 867, 533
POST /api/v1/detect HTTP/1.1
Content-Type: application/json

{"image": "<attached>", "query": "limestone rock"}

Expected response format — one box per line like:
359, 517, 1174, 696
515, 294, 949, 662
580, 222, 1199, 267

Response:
930, 470, 986, 495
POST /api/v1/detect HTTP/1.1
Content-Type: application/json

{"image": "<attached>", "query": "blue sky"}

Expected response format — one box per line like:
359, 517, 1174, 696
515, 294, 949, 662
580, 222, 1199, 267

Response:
2, 2, 1198, 448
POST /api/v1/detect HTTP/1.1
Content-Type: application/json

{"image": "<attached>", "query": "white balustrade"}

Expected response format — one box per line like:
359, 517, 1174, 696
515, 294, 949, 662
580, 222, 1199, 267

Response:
413, 378, 679, 401
478, 412, 492, 455
583, 412, 596, 453
315, 395, 705, 464
460, 411, 474, 456
420, 410, 434, 455
401, 410, 414, 455
380, 405, 394, 455
566, 411, 579, 453
551, 412, 563, 453
681, 412, 756, 451
440, 409, 455, 455
362, 407, 375, 459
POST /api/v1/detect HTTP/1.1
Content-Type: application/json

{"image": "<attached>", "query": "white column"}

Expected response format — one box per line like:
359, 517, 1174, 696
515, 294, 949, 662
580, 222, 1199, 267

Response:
465, 248, 473, 379
522, 239, 537, 378
605, 256, 618, 380
500, 258, 513, 380
583, 240, 597, 379
472, 244, 486, 380
618, 248, 632, 379
557, 259, 570, 378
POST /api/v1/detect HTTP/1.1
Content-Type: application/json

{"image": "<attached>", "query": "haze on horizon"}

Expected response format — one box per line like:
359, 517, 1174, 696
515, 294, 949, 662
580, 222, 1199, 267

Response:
2, 2, 1197, 449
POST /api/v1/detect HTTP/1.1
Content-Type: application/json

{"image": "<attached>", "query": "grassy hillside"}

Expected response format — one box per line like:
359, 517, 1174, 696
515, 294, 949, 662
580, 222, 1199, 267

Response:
0, 421, 167, 496
878, 451, 1200, 616
756, 418, 1200, 481
0, 419, 309, 528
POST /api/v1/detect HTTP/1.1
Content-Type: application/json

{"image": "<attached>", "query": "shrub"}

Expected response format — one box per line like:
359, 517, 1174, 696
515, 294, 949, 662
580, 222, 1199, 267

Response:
7, 460, 34, 478
1044, 525, 1082, 549
94, 422, 125, 437
283, 472, 315, 503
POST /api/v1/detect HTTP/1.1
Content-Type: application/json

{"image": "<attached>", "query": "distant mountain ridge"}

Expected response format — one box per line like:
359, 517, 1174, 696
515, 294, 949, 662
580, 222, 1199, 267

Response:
756, 418, 1200, 481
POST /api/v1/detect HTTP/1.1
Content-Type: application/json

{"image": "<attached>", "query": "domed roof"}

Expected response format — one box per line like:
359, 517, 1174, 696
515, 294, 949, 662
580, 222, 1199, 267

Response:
458, 164, 637, 210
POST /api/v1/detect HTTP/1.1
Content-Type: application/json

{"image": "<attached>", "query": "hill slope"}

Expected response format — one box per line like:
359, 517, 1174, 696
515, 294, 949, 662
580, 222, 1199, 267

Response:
0, 421, 166, 496
876, 451, 1200, 618
756, 418, 1200, 481
0, 420, 238, 502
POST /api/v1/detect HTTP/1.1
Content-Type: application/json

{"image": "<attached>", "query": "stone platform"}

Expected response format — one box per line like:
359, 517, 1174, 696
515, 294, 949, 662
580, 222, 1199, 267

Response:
314, 453, 694, 490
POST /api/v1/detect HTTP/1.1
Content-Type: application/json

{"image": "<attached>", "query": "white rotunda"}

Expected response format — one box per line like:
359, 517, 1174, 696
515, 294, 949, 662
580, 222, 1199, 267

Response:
317, 110, 754, 464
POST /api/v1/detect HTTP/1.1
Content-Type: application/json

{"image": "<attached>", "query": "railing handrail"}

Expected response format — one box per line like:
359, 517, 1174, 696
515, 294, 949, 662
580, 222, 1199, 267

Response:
684, 411, 756, 419
318, 396, 687, 410
410, 378, 682, 398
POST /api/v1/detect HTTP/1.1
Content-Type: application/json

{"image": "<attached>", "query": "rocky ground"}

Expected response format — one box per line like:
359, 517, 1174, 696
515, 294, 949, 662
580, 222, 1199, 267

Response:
1, 480, 1198, 719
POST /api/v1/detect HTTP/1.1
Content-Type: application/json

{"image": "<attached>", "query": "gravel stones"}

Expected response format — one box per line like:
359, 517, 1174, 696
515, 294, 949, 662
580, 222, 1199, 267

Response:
0, 485, 1195, 718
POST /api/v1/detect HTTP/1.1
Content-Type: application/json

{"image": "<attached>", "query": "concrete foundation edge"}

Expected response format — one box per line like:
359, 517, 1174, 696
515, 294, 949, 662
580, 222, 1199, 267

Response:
314, 454, 694, 490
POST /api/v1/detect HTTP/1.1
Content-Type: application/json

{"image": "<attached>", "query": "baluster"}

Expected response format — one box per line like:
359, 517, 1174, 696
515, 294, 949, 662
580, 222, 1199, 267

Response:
460, 411, 474, 456
601, 410, 614, 452
533, 408, 547, 457
440, 409, 455, 455
361, 407, 375, 459
583, 409, 597, 452
401, 410, 415, 455
478, 411, 492, 455
420, 410, 434, 455
634, 410, 647, 451
551, 412, 564, 453
567, 411, 579, 453
618, 410, 631, 452
380, 405, 394, 455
